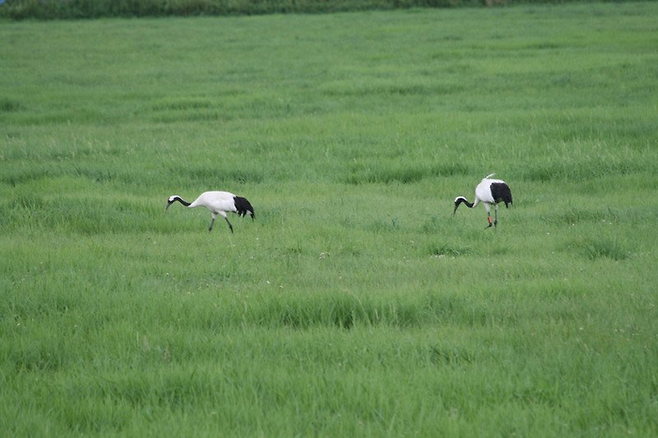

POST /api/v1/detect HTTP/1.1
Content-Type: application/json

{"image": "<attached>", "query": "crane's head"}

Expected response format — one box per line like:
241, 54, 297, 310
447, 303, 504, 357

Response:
165, 195, 182, 211
453, 196, 467, 216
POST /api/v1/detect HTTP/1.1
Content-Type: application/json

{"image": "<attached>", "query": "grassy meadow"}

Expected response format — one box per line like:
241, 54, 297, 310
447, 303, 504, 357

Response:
2, 2, 658, 435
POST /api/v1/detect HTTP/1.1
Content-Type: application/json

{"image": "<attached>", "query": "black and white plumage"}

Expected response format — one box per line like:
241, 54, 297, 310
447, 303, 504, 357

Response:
453, 174, 512, 228
165, 191, 254, 233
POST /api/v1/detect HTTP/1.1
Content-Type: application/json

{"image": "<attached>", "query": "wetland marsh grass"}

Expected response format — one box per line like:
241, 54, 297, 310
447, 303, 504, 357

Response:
1, 2, 657, 435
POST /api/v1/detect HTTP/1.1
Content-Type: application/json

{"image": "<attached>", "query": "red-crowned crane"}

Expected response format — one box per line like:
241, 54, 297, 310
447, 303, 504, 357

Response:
453, 174, 512, 228
165, 191, 254, 233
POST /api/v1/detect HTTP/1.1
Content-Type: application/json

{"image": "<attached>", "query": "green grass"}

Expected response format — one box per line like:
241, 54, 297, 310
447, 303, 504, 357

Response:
2, 2, 658, 436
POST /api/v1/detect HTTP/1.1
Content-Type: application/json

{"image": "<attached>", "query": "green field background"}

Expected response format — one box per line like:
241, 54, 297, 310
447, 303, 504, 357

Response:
1, 2, 658, 435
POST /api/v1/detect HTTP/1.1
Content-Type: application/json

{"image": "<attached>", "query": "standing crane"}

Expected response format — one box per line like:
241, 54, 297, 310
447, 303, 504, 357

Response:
166, 191, 254, 233
453, 174, 512, 228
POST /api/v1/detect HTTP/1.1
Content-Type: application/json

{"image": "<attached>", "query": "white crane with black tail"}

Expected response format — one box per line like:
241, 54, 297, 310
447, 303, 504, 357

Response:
166, 191, 254, 233
453, 174, 513, 228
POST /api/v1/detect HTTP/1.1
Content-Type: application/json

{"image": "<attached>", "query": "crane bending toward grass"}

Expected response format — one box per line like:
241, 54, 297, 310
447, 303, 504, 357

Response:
453, 174, 513, 228
166, 191, 254, 233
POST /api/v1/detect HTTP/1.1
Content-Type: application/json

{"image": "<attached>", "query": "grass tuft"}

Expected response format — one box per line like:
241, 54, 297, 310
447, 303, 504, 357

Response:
566, 236, 630, 261
0, 98, 25, 112
429, 242, 475, 257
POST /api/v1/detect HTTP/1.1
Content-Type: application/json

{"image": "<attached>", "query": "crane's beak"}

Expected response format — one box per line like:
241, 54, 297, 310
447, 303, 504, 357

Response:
165, 201, 173, 212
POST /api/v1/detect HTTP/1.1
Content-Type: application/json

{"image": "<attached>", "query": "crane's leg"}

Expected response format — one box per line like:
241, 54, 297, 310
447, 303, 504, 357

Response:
494, 204, 499, 228
224, 217, 234, 234
208, 214, 217, 232
484, 204, 493, 229
217, 212, 234, 234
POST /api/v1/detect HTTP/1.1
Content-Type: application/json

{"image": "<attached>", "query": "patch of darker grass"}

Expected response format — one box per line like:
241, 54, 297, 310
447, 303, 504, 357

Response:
428, 345, 475, 366
520, 159, 642, 183
567, 236, 629, 261
344, 163, 468, 185
257, 293, 429, 330
428, 242, 475, 257
170, 164, 264, 184
541, 207, 618, 225
0, 97, 25, 112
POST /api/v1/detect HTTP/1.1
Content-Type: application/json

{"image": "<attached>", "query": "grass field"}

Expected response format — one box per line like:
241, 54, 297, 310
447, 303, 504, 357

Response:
2, 2, 658, 435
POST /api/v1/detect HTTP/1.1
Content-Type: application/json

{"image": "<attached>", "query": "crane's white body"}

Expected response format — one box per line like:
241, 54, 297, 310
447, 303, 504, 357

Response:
474, 174, 506, 206
187, 191, 239, 218
166, 190, 254, 233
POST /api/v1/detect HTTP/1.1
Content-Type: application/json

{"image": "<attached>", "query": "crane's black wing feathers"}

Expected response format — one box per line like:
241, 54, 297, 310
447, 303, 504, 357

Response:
490, 183, 513, 207
233, 196, 255, 218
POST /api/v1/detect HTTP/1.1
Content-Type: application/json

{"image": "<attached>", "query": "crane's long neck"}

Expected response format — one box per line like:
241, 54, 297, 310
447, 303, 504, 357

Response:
453, 196, 477, 216
167, 196, 191, 209
461, 199, 474, 208
454, 196, 474, 209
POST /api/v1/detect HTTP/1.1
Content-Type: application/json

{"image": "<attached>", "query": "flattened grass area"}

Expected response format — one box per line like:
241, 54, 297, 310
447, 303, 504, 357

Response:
1, 2, 658, 435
